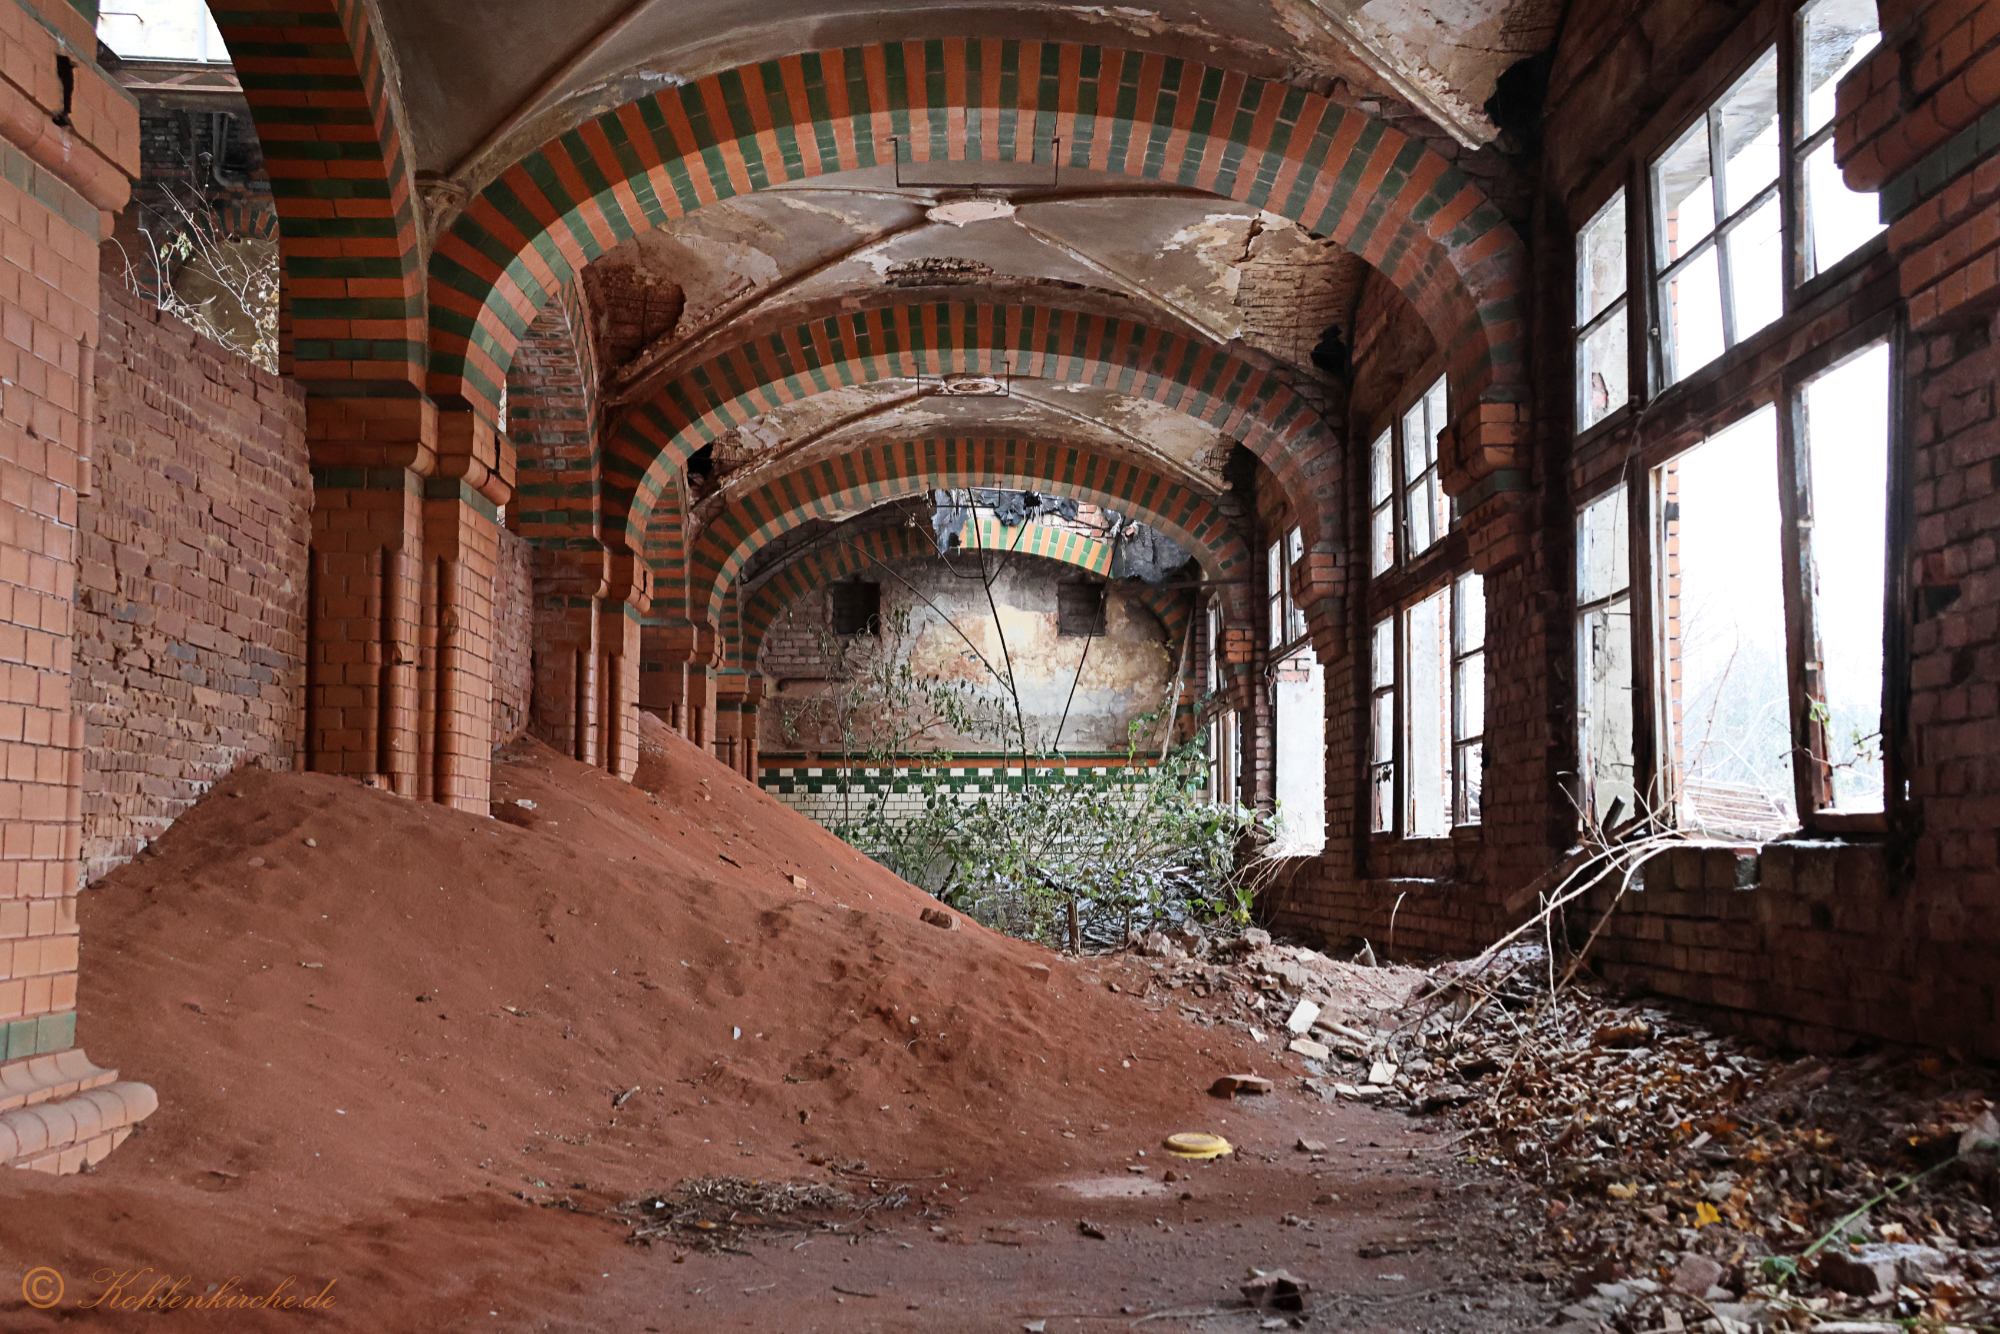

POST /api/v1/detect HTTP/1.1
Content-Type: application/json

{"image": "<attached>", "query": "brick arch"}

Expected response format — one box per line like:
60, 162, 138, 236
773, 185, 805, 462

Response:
606, 301, 1319, 577
425, 39, 1525, 427
679, 436, 1249, 631
207, 0, 424, 387
738, 524, 1192, 670
506, 288, 599, 547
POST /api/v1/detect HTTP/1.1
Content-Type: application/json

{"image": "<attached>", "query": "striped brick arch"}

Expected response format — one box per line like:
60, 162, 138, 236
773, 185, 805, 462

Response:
737, 525, 1193, 670
425, 39, 1526, 421
208, 0, 424, 387
676, 436, 1249, 629
608, 300, 1322, 560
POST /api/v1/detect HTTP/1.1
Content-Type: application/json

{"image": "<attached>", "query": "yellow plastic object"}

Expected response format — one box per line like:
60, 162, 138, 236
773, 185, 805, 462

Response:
1164, 1132, 1234, 1160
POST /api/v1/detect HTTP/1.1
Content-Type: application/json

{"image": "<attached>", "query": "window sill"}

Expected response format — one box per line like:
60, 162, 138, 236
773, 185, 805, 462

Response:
1573, 402, 1634, 449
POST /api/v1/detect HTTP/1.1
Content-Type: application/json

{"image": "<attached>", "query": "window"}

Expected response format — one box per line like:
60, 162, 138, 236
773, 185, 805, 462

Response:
1577, 488, 1636, 825
1205, 601, 1240, 805
1369, 428, 1395, 576
97, 0, 230, 61
1452, 572, 1487, 825
1635, 7, 1884, 388
1269, 644, 1327, 855
1576, 191, 1629, 431
1798, 0, 1885, 277
1406, 587, 1451, 837
1369, 618, 1395, 832
1655, 408, 1795, 838
1057, 582, 1107, 637
829, 581, 881, 636
1402, 381, 1450, 558
1369, 578, 1484, 838
1653, 49, 1784, 383
1370, 377, 1450, 573
1796, 342, 1890, 812
1285, 527, 1307, 642
1267, 527, 1308, 647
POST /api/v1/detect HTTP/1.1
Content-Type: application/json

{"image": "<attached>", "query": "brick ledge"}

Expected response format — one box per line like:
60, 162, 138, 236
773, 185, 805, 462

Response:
0, 1051, 156, 1174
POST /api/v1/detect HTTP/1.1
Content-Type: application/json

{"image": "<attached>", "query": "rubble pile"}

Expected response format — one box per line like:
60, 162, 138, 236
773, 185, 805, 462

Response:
620, 1174, 911, 1253
1121, 928, 2000, 1332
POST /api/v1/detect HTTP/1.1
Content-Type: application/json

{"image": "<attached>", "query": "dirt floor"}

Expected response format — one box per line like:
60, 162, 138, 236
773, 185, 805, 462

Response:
0, 720, 1567, 1331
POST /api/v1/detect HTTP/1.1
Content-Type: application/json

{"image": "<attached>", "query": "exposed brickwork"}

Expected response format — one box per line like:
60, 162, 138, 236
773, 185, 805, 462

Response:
490, 525, 531, 746
78, 278, 309, 882
0, 7, 153, 1171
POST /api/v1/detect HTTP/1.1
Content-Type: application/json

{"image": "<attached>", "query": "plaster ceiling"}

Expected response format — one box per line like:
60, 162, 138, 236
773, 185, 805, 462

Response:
376, 0, 1560, 191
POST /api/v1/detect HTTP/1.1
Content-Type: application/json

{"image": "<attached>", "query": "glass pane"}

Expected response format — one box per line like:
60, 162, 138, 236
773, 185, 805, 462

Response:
1727, 195, 1784, 340
1454, 571, 1486, 653
1664, 244, 1725, 382
1805, 137, 1884, 275
1405, 589, 1450, 838
1372, 693, 1396, 765
1370, 429, 1392, 505
1454, 737, 1483, 825
1371, 759, 1394, 833
1803, 0, 1881, 135
1579, 190, 1628, 324
1577, 484, 1630, 605
1654, 122, 1716, 261
1286, 527, 1304, 567
1579, 597, 1636, 824
1454, 650, 1485, 743
1267, 540, 1282, 599
1372, 617, 1395, 691
1718, 49, 1781, 214
1406, 472, 1435, 554
1271, 653, 1326, 854
1658, 407, 1796, 838
1802, 343, 1889, 812
1423, 378, 1448, 462
1402, 401, 1429, 482
1371, 503, 1395, 576
1578, 302, 1629, 430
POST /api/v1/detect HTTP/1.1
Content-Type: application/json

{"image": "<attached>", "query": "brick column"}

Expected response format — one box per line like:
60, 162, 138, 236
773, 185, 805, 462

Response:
530, 546, 606, 765
642, 618, 720, 747
0, 0, 158, 1172
596, 553, 649, 782
305, 394, 435, 794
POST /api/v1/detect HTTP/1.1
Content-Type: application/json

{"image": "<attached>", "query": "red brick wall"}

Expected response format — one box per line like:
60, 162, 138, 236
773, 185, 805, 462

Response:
77, 278, 309, 881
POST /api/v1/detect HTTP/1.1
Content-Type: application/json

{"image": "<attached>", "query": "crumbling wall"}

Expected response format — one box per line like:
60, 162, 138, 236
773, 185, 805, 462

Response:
490, 525, 533, 747
77, 277, 309, 881
758, 552, 1174, 762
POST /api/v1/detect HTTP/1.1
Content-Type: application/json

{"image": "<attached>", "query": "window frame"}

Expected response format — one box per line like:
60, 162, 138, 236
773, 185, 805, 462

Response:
1367, 569, 1485, 841
1562, 0, 1902, 842
1575, 189, 1632, 434
1367, 375, 1452, 574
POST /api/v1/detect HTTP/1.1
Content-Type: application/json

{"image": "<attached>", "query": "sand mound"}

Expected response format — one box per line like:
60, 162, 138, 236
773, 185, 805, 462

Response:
1, 721, 1265, 1328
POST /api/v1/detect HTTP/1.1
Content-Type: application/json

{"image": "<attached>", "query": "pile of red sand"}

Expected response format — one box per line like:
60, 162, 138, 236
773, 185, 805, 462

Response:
1, 717, 1271, 1327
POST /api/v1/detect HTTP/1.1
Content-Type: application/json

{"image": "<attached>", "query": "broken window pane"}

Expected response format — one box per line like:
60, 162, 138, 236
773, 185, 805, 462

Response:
1405, 588, 1450, 838
1657, 407, 1796, 838
1655, 123, 1716, 262
1718, 50, 1781, 214
1801, 342, 1889, 812
1577, 487, 1635, 824
1579, 306, 1629, 430
1577, 190, 1630, 433
1579, 192, 1627, 325
1267, 539, 1284, 648
1452, 572, 1486, 825
1285, 527, 1308, 642
1370, 618, 1396, 833
1802, 0, 1880, 135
